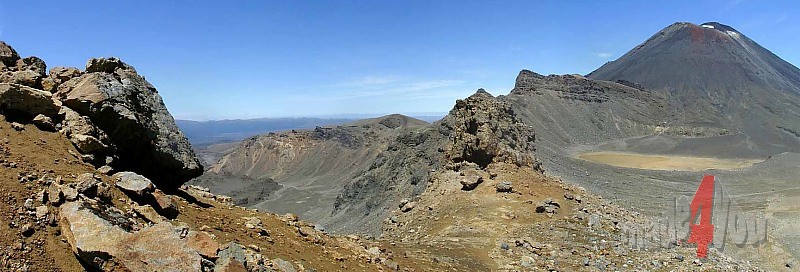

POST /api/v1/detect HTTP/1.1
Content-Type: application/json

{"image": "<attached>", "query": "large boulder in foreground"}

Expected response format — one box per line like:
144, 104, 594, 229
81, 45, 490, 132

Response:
60, 201, 203, 271
56, 57, 202, 189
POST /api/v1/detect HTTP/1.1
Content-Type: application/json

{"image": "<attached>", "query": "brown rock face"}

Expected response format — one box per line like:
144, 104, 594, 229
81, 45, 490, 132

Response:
0, 41, 20, 67
0, 42, 201, 187
112, 171, 155, 197
117, 222, 203, 272
0, 83, 60, 118
60, 201, 203, 271
16, 57, 47, 76
55, 57, 202, 188
43, 66, 82, 93
59, 201, 133, 268
186, 231, 220, 259
442, 89, 541, 170
59, 106, 113, 156
85, 57, 132, 73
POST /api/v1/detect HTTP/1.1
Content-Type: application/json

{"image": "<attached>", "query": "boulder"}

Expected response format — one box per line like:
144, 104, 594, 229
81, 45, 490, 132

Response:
218, 242, 246, 264
35, 206, 48, 220
32, 114, 55, 131
495, 181, 513, 193
56, 58, 202, 189
113, 171, 155, 197
11, 122, 24, 131
47, 183, 64, 205
11, 70, 43, 89
70, 134, 110, 154
151, 189, 178, 217
460, 175, 483, 191
49, 66, 82, 82
400, 201, 416, 212
187, 231, 219, 259
536, 198, 560, 214
16, 56, 47, 76
59, 201, 133, 268
0, 41, 20, 67
59, 106, 113, 155
131, 204, 164, 223
23, 199, 35, 210
118, 222, 203, 272
41, 77, 58, 93
62, 186, 79, 201
85, 57, 131, 73
244, 217, 262, 229
0, 83, 59, 117
76, 173, 101, 196
43, 66, 82, 93
60, 201, 203, 271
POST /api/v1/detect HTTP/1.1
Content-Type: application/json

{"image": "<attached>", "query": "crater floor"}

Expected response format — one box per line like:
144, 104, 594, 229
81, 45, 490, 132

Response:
577, 151, 764, 171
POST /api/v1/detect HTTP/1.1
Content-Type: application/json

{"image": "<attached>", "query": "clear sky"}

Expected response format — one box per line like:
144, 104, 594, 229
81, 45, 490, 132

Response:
1, 1, 798, 120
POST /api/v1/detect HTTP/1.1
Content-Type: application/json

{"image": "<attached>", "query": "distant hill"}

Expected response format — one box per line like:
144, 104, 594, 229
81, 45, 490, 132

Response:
177, 114, 445, 146
176, 117, 356, 146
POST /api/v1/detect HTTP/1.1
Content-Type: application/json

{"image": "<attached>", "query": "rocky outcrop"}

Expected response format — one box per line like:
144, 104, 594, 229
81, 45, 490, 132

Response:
55, 57, 202, 188
0, 42, 47, 89
42, 66, 82, 93
0, 41, 20, 67
442, 89, 541, 170
0, 41, 201, 189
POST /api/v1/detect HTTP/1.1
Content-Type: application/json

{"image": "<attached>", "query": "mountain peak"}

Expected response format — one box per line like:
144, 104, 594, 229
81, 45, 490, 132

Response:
587, 21, 800, 155
588, 21, 800, 95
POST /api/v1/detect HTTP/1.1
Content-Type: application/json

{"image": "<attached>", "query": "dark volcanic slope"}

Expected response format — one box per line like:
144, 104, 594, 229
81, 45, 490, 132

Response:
506, 71, 670, 150
588, 22, 800, 155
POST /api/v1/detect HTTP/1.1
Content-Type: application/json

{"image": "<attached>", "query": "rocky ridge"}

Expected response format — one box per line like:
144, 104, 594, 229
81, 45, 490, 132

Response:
0, 41, 397, 271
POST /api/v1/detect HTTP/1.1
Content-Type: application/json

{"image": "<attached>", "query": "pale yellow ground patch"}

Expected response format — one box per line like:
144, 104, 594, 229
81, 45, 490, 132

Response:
577, 151, 764, 171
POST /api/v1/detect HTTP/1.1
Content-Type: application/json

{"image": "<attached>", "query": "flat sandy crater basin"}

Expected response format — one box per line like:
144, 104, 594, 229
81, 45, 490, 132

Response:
577, 151, 765, 171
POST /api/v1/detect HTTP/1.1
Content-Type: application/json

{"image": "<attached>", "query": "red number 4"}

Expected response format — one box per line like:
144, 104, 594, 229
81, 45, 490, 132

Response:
688, 175, 715, 258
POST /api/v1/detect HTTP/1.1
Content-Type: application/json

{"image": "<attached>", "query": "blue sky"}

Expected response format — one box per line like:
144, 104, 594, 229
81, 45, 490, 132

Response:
1, 1, 798, 120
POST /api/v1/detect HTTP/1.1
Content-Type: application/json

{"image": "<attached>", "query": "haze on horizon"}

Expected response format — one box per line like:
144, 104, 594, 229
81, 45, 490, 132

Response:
1, 0, 799, 120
